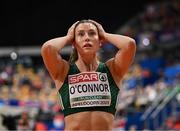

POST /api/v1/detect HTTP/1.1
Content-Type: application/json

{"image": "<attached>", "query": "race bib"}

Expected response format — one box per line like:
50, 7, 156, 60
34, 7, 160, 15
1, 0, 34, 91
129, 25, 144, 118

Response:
68, 72, 111, 108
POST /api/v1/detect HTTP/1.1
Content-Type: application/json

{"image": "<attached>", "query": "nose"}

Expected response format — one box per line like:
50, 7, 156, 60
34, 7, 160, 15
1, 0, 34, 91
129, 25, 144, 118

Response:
84, 33, 90, 41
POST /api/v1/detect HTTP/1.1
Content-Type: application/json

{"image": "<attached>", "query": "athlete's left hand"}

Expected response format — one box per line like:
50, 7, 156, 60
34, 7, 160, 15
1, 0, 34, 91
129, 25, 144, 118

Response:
88, 19, 107, 45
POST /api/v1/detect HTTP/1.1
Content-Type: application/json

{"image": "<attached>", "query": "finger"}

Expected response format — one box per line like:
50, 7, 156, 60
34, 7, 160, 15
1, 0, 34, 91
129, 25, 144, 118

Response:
72, 21, 79, 27
68, 21, 79, 32
69, 21, 79, 30
88, 19, 101, 26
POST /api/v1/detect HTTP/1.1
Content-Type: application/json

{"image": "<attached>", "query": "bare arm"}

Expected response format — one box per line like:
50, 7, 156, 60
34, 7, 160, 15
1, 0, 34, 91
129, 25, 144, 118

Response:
41, 21, 78, 81
89, 20, 136, 82
105, 33, 136, 80
41, 36, 71, 80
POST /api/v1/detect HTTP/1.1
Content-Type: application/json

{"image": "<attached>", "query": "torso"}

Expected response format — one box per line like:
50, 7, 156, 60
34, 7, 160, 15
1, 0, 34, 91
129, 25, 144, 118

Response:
55, 60, 120, 131
64, 111, 114, 130
55, 59, 121, 91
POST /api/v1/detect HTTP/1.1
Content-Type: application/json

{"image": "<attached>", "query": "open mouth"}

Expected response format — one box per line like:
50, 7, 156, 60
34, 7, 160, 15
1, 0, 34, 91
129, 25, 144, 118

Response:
83, 43, 92, 48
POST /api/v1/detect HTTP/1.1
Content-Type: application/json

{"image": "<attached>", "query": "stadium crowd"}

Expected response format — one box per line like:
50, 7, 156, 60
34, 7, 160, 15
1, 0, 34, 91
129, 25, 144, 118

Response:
0, 0, 179, 130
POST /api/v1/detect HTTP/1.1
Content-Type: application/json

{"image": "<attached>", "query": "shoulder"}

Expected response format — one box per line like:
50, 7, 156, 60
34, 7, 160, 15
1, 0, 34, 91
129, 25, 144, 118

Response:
54, 60, 70, 90
105, 58, 114, 70
58, 59, 70, 80
105, 58, 122, 86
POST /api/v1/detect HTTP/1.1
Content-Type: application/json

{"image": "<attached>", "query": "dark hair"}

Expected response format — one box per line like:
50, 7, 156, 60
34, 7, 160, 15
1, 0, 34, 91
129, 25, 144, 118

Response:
68, 19, 98, 64
69, 47, 78, 64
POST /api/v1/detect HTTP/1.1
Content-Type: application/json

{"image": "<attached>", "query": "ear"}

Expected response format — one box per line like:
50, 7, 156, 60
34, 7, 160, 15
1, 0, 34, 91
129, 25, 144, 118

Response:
72, 41, 76, 46
72, 42, 77, 49
99, 42, 102, 47
72, 45, 75, 49
99, 40, 104, 47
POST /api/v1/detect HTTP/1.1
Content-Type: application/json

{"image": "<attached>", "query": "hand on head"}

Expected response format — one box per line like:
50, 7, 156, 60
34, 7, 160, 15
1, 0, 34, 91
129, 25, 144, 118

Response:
67, 21, 79, 44
88, 19, 107, 45
67, 19, 107, 47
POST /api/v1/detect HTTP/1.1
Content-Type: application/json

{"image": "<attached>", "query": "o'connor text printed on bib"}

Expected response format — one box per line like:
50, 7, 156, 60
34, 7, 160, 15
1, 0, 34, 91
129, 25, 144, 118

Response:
68, 72, 111, 108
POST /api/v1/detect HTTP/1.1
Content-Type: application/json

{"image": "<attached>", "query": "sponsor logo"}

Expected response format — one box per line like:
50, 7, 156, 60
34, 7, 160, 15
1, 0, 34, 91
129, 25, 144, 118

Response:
69, 72, 98, 84
68, 72, 111, 108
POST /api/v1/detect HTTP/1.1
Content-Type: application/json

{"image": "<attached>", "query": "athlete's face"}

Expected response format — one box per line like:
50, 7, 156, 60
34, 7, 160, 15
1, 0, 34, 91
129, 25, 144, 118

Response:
74, 22, 100, 55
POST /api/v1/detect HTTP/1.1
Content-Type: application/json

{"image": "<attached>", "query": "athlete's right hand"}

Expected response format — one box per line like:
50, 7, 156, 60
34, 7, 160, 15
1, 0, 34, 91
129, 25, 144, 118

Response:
66, 21, 79, 44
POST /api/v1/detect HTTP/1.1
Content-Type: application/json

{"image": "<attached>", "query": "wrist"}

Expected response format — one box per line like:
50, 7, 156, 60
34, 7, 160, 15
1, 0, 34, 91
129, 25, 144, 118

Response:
103, 33, 109, 43
65, 35, 73, 44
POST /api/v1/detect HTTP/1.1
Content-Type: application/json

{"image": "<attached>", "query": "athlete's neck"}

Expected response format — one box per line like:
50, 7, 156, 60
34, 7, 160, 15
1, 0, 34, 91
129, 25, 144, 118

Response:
76, 56, 99, 72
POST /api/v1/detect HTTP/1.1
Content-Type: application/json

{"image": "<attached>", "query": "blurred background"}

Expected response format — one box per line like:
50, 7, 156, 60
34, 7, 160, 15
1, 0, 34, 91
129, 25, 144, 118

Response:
0, 0, 179, 130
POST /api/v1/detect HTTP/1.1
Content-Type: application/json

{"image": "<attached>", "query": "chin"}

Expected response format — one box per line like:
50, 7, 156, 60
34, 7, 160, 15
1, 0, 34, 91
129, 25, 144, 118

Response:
82, 50, 96, 55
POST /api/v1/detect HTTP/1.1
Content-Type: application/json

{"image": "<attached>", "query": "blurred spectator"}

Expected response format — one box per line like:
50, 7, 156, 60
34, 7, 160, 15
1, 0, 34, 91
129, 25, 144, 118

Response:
17, 111, 30, 131
1, 114, 21, 130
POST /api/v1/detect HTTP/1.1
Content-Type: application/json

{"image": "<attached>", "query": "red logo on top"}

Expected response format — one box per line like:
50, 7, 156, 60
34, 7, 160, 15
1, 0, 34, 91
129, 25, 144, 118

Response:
69, 72, 98, 84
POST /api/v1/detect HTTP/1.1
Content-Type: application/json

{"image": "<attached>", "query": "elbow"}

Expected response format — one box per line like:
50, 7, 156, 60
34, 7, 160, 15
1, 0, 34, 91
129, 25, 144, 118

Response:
128, 38, 136, 51
41, 42, 53, 56
129, 38, 136, 45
